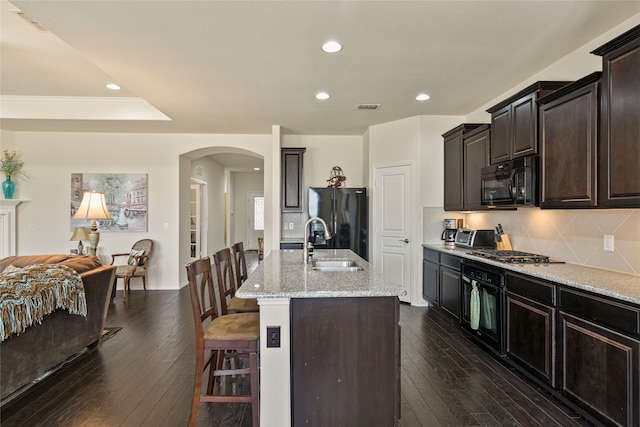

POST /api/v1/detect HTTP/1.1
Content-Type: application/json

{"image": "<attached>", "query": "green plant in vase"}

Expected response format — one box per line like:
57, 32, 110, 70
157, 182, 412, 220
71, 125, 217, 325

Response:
1, 150, 28, 199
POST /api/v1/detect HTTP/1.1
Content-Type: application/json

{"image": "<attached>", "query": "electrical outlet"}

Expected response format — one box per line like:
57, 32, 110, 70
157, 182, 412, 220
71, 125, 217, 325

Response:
604, 235, 614, 252
266, 326, 281, 348
289, 222, 294, 230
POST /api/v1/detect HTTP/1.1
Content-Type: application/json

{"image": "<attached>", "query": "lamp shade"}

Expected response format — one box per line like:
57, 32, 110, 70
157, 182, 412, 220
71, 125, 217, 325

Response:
70, 226, 90, 241
72, 191, 113, 222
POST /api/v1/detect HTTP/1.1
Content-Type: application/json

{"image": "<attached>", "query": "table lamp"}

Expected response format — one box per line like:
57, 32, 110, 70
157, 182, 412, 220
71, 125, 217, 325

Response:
72, 191, 113, 255
70, 226, 90, 254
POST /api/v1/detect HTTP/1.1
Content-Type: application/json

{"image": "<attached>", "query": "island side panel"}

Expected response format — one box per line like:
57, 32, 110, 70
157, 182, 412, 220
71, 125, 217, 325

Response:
291, 296, 400, 427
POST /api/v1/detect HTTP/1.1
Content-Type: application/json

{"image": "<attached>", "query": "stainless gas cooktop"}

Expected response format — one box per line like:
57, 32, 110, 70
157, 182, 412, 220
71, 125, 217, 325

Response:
467, 249, 565, 264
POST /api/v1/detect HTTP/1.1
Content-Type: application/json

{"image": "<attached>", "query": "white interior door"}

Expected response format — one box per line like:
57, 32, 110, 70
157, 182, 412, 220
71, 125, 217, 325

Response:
373, 163, 412, 303
247, 192, 264, 250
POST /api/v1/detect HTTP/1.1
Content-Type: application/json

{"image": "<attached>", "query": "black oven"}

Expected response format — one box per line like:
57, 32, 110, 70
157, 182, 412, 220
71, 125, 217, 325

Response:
481, 156, 538, 207
461, 261, 505, 356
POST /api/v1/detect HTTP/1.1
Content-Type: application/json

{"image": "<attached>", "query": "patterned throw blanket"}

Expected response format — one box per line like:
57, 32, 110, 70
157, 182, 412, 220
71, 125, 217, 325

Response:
0, 264, 87, 341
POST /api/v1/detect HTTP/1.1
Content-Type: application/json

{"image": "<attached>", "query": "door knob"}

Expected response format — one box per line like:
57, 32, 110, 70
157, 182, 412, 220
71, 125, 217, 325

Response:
399, 238, 409, 243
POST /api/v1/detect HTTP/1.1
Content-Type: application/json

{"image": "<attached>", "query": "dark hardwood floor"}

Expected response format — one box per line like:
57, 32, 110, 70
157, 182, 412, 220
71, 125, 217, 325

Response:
1, 251, 592, 427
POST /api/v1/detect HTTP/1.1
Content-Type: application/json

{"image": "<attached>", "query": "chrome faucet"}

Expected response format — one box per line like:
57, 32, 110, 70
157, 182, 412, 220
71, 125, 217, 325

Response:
303, 217, 332, 263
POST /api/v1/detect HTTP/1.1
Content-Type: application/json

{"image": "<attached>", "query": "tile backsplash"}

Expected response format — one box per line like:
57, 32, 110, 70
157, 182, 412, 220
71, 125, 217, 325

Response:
281, 212, 306, 240
423, 207, 640, 275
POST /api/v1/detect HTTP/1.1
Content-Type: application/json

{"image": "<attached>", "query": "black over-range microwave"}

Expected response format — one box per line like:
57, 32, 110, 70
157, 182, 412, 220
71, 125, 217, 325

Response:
481, 156, 538, 207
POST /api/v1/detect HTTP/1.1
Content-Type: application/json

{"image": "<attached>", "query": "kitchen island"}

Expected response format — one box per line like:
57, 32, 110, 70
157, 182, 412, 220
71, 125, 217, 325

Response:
237, 249, 406, 427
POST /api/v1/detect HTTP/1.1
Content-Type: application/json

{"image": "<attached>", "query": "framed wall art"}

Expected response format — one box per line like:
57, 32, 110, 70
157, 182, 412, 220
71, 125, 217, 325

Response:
70, 173, 148, 232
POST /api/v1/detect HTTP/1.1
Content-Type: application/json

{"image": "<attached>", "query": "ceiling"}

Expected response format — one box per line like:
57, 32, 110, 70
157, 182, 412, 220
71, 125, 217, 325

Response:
1, 0, 639, 139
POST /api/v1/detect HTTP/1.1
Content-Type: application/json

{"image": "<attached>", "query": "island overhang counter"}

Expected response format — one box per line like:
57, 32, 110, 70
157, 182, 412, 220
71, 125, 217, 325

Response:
236, 249, 406, 427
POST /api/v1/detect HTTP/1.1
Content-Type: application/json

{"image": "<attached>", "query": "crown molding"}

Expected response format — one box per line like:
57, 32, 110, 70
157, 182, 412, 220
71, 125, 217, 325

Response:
0, 96, 170, 121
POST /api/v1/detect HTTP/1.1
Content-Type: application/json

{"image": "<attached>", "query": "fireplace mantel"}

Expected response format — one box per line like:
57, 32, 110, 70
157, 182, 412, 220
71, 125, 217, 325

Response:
1, 200, 27, 258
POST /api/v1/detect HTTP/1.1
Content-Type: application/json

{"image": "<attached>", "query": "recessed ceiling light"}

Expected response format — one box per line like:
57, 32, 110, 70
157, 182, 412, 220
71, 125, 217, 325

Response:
106, 83, 121, 90
416, 93, 430, 101
322, 41, 342, 53
316, 92, 330, 100
254, 167, 261, 171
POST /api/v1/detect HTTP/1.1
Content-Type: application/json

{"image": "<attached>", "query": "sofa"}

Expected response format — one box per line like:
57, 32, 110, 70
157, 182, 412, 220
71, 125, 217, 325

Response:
0, 254, 116, 403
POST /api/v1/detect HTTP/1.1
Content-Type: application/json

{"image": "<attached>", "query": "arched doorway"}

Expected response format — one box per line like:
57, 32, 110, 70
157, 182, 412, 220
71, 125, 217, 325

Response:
179, 146, 266, 282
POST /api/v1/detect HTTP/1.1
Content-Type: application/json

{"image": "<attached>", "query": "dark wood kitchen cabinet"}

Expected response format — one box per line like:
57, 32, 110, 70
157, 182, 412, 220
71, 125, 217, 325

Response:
281, 148, 306, 212
505, 272, 556, 387
291, 297, 400, 427
422, 248, 461, 320
462, 124, 490, 211
487, 81, 569, 164
591, 25, 640, 208
443, 124, 483, 211
538, 73, 601, 208
422, 248, 440, 304
558, 287, 640, 427
439, 253, 461, 320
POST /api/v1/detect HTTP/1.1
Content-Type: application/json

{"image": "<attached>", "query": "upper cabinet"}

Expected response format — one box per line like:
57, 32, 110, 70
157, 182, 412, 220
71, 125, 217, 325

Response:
443, 124, 484, 211
462, 125, 491, 211
281, 148, 306, 212
591, 25, 640, 208
487, 81, 569, 164
538, 73, 601, 208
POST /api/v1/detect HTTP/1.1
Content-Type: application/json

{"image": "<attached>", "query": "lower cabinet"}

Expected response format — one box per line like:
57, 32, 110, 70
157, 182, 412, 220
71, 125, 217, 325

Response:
291, 297, 400, 427
505, 272, 556, 387
558, 288, 640, 427
422, 248, 440, 304
422, 248, 461, 320
427, 251, 640, 426
439, 254, 461, 319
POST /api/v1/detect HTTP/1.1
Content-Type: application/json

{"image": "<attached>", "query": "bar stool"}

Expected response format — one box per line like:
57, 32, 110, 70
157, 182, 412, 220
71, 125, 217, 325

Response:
232, 241, 249, 284
257, 237, 264, 263
213, 247, 259, 314
185, 257, 260, 427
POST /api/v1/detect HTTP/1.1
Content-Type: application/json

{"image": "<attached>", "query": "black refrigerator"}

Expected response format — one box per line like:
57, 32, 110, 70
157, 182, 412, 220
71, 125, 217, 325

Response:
308, 187, 368, 260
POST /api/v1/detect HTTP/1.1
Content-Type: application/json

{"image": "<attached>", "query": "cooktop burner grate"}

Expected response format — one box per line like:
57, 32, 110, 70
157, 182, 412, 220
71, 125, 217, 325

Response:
468, 249, 565, 264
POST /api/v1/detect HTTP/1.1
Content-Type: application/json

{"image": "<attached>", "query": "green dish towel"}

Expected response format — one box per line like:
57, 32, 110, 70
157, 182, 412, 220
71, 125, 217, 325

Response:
481, 288, 495, 330
470, 280, 480, 330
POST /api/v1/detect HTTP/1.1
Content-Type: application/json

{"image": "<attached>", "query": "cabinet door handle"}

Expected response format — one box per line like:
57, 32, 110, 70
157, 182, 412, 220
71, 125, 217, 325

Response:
399, 238, 409, 243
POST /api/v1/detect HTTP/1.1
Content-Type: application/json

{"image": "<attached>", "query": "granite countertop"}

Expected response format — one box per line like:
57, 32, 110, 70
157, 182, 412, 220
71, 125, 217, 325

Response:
237, 249, 406, 299
423, 243, 640, 306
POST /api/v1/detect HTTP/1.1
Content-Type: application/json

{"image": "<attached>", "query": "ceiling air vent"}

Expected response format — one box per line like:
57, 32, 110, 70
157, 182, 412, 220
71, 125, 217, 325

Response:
357, 104, 381, 110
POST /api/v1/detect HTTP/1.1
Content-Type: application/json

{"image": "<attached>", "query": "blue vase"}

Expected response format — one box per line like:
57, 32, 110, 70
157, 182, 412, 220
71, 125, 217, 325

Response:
2, 176, 15, 199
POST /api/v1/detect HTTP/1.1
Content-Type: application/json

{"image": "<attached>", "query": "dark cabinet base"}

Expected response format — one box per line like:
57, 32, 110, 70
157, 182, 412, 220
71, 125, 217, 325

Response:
559, 312, 640, 427
291, 297, 400, 427
506, 293, 555, 387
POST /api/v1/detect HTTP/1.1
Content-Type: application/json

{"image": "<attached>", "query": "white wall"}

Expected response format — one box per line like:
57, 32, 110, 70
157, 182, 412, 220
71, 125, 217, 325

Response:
281, 134, 364, 239
420, 14, 640, 276
282, 134, 364, 188
6, 130, 272, 289
4, 13, 638, 293
191, 156, 226, 256
368, 115, 464, 305
231, 171, 264, 249
466, 14, 640, 122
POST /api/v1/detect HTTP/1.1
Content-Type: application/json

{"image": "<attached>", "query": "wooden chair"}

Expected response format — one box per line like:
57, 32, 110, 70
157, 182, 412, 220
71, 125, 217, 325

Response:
257, 237, 264, 264
110, 239, 153, 300
213, 248, 259, 314
232, 242, 248, 285
185, 257, 260, 427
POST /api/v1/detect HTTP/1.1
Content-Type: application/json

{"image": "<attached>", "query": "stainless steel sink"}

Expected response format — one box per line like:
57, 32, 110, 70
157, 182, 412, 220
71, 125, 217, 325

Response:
311, 259, 364, 272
